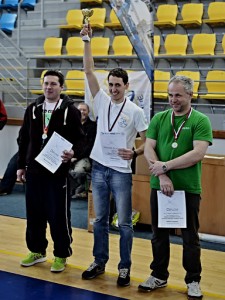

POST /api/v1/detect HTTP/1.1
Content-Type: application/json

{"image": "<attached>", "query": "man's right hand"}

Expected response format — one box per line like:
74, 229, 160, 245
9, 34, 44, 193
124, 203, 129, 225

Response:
17, 169, 26, 183
159, 174, 174, 197
80, 24, 92, 39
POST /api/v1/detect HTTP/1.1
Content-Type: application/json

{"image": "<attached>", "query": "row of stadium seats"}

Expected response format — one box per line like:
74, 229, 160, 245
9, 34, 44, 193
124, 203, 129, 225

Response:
154, 2, 225, 29
37, 35, 135, 58
154, 33, 225, 57
59, 8, 122, 31
30, 69, 131, 97
30, 68, 225, 101
0, 0, 36, 11
154, 70, 225, 101
28, 1, 138, 97
0, 1, 37, 34
0, 3, 117, 36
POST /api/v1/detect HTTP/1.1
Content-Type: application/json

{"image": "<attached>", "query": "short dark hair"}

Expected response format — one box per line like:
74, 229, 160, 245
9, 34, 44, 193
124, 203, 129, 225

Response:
78, 102, 90, 112
107, 68, 129, 85
43, 70, 65, 87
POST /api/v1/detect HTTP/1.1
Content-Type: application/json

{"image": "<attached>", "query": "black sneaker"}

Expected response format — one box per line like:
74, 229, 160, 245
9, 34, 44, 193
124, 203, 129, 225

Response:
82, 262, 105, 280
117, 268, 130, 287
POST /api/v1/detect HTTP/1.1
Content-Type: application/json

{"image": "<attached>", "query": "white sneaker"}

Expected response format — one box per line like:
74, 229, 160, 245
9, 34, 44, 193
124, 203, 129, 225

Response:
138, 275, 167, 292
187, 281, 203, 298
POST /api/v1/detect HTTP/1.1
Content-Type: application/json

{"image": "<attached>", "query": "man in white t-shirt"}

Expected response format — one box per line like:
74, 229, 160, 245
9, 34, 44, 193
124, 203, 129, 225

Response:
80, 24, 148, 287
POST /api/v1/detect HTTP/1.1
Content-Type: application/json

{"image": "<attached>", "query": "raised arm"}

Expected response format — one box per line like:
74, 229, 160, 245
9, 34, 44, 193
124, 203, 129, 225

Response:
80, 24, 100, 98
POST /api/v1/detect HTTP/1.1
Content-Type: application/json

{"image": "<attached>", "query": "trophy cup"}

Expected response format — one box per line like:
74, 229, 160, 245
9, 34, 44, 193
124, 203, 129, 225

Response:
82, 8, 94, 42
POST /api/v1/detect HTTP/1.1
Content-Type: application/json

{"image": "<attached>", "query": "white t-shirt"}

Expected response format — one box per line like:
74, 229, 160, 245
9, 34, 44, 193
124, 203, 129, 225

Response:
43, 99, 63, 127
89, 89, 148, 173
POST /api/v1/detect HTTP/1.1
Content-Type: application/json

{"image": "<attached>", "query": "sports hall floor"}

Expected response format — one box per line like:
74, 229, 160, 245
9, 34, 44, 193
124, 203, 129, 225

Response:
1, 188, 225, 300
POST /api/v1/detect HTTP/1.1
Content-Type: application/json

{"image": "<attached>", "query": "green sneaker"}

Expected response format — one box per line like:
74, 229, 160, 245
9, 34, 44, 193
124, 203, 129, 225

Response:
111, 209, 141, 229
21, 252, 46, 267
51, 257, 67, 272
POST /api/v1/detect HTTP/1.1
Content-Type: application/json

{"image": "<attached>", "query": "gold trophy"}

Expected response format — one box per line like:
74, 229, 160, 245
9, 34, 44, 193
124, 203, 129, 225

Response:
82, 8, 94, 42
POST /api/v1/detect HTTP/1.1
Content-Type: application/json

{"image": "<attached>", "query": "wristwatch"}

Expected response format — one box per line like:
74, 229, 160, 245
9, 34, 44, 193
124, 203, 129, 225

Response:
162, 163, 168, 173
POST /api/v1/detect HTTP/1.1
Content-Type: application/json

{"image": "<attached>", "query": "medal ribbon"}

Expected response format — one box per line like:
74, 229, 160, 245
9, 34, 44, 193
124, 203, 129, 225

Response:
171, 108, 192, 142
42, 99, 60, 137
108, 99, 126, 132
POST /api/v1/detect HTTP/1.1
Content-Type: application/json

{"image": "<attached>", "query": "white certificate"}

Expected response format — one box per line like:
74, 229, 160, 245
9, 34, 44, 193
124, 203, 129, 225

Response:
100, 132, 127, 167
35, 131, 72, 173
157, 190, 187, 228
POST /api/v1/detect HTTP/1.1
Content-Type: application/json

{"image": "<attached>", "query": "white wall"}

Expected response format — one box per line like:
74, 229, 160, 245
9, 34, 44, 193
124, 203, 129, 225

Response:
207, 139, 225, 155
0, 125, 20, 176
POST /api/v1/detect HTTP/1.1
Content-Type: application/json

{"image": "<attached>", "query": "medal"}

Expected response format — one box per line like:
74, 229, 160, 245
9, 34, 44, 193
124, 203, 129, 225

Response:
171, 108, 192, 148
42, 99, 60, 141
172, 142, 178, 149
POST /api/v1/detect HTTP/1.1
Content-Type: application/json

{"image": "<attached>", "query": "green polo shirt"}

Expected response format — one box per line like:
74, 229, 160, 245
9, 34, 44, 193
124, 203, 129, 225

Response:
146, 109, 213, 193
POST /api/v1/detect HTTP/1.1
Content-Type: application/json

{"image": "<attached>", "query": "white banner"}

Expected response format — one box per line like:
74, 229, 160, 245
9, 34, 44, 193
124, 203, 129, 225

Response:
85, 70, 151, 123
110, 0, 154, 81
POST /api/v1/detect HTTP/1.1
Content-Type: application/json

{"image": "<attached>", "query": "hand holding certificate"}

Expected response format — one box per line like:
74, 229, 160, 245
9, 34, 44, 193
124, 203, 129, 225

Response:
35, 131, 73, 173
157, 190, 187, 228
100, 132, 127, 167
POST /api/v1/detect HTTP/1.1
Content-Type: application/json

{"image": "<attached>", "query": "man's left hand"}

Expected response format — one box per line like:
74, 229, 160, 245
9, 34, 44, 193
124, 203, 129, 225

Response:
118, 148, 134, 160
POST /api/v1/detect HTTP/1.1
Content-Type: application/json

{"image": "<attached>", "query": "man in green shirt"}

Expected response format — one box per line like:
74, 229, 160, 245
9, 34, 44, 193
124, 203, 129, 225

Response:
138, 75, 212, 299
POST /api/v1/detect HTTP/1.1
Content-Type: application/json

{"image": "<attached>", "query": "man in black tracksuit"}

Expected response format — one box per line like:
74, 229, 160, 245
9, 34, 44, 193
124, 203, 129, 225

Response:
17, 70, 85, 272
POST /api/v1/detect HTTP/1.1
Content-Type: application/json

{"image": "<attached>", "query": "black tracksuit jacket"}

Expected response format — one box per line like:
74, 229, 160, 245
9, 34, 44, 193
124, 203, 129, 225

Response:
18, 94, 85, 176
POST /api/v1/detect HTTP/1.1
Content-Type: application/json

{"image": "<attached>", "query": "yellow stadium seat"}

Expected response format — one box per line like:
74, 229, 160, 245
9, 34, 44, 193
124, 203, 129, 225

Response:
112, 35, 133, 56
65, 37, 84, 56
91, 37, 109, 56
90, 8, 106, 29
154, 4, 178, 28
80, 0, 102, 3
154, 35, 160, 57
203, 2, 225, 26
154, 70, 171, 99
176, 3, 203, 27
64, 70, 85, 97
105, 9, 122, 29
222, 35, 225, 55
43, 37, 62, 56
176, 71, 200, 99
59, 10, 83, 30
30, 70, 47, 95
162, 34, 188, 56
201, 70, 225, 100
191, 33, 216, 56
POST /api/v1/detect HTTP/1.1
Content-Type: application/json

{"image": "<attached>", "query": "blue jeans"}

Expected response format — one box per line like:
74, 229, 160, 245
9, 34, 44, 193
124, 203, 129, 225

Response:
92, 160, 133, 270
